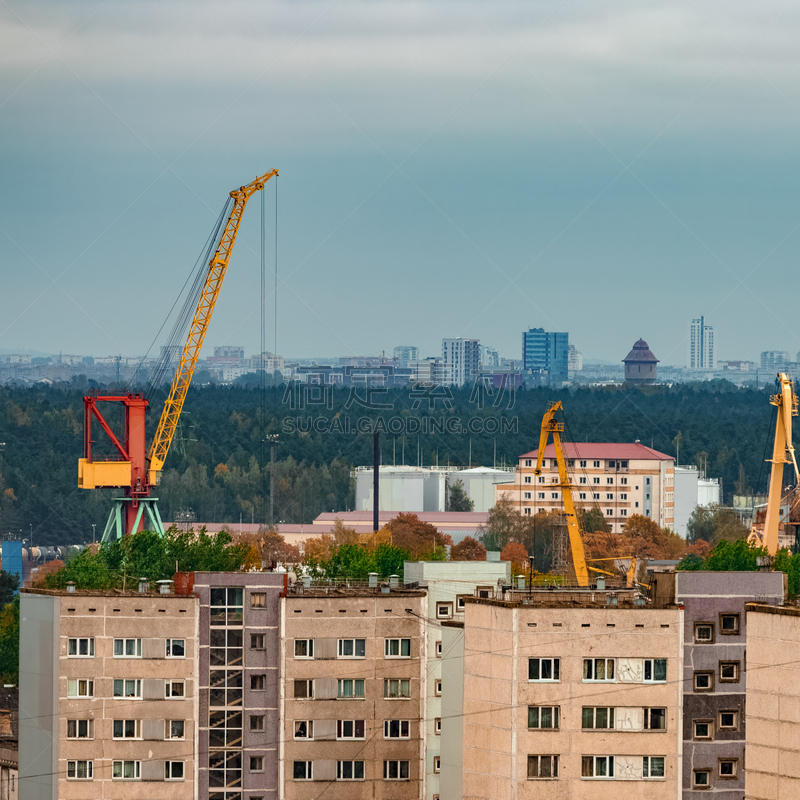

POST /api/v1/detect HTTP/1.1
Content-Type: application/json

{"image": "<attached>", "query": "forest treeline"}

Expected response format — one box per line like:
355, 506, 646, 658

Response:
0, 377, 793, 546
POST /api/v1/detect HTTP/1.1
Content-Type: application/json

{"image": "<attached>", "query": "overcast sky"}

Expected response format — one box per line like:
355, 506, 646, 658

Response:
2, 0, 800, 366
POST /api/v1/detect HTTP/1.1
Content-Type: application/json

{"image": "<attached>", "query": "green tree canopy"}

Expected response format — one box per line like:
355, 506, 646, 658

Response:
448, 479, 474, 512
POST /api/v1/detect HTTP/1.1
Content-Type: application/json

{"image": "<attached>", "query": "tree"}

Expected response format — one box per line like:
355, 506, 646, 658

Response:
384, 513, 451, 560
479, 497, 519, 551
0, 570, 19, 607
686, 506, 715, 543
448, 479, 474, 512
622, 514, 686, 560
500, 542, 529, 574
580, 507, 609, 533
451, 536, 486, 561
331, 519, 360, 546
0, 596, 19, 684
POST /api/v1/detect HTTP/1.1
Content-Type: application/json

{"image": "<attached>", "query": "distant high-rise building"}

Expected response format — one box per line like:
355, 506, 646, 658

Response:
213, 346, 245, 359
521, 327, 569, 385
689, 317, 714, 369
441, 338, 480, 387
481, 346, 500, 368
761, 350, 791, 371
393, 345, 419, 369
568, 344, 583, 372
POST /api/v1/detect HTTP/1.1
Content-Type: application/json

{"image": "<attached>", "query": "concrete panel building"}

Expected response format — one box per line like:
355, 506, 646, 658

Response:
280, 583, 427, 799
403, 559, 511, 800
673, 466, 722, 537
498, 443, 675, 533
19, 586, 199, 800
744, 602, 800, 800
459, 592, 684, 800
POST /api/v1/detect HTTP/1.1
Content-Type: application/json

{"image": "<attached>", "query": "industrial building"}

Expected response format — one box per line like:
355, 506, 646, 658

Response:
498, 442, 675, 533
672, 466, 722, 537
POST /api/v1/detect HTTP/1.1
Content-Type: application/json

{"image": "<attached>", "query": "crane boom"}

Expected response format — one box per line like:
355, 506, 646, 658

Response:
147, 169, 278, 486
533, 401, 590, 586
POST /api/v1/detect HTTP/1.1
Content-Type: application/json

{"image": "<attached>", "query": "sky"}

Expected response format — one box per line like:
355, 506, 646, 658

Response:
2, 0, 800, 367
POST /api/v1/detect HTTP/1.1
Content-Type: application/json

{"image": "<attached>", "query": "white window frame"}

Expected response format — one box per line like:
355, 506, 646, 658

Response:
644, 658, 667, 683
642, 756, 665, 779
384, 678, 411, 699
67, 638, 94, 658
435, 717, 442, 734
338, 638, 366, 658
436, 640, 443, 656
582, 755, 614, 779
436, 602, 453, 619
112, 719, 141, 739
165, 680, 185, 698
338, 719, 365, 740
166, 639, 185, 658
169, 720, 185, 740
113, 638, 142, 658
294, 639, 314, 659
385, 638, 411, 658
294, 720, 313, 739
66, 679, 93, 698
644, 707, 667, 730
66, 719, 93, 739
384, 719, 410, 739
165, 761, 184, 781
337, 760, 365, 781
112, 678, 141, 699
433, 756, 441, 773
112, 760, 141, 780
293, 761, 312, 781
528, 658, 560, 682
582, 707, 614, 729
337, 678, 365, 699
66, 760, 93, 780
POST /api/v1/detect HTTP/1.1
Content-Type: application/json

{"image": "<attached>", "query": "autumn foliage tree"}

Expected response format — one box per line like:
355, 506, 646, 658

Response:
500, 542, 529, 574
384, 513, 452, 560
451, 536, 486, 561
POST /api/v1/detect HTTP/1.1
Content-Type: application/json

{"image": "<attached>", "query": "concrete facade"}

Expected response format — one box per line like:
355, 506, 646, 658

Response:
460, 595, 684, 800
744, 603, 800, 800
20, 587, 198, 800
403, 559, 511, 800
193, 571, 285, 800
280, 586, 427, 800
439, 621, 464, 800
673, 466, 721, 537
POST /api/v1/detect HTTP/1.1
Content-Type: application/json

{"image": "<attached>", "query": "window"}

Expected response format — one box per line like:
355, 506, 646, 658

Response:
718, 710, 739, 730
621, 493, 627, 499
621, 509, 628, 516
112, 720, 140, 739
621, 477, 628, 484
593, 477, 600, 484
293, 761, 312, 780
525, 476, 532, 484
251, 674, 266, 690
538, 492, 546, 500
694, 671, 714, 692
112, 761, 140, 780
437, 603, 453, 619
606, 509, 613, 515
251, 633, 265, 650
165, 762, 184, 781
720, 613, 740, 635
338, 761, 365, 780
593, 493, 600, 500
251, 592, 266, 608
208, 711, 242, 748
694, 719, 713, 740
294, 639, 313, 658
165, 680, 185, 698
338, 719, 366, 739
524, 507, 531, 515
250, 756, 264, 772
249, 715, 264, 731
211, 628, 243, 666
551, 493, 558, 499
385, 638, 411, 658
644, 708, 666, 730
337, 678, 365, 698
384, 679, 410, 698
579, 477, 587, 485
646, 478, 650, 485
338, 638, 366, 658
113, 638, 142, 658
166, 639, 185, 658
642, 756, 665, 778
384, 719, 409, 739
170, 720, 185, 739
66, 761, 92, 780
435, 678, 442, 696
67, 719, 93, 739
295, 720, 313, 739
528, 756, 558, 780
436, 640, 443, 657
525, 459, 532, 466
693, 769, 711, 788
582, 756, 614, 778
524, 492, 531, 499
606, 493, 613, 500
579, 492, 586, 500
294, 680, 313, 698
582, 707, 614, 729
644, 658, 667, 682
528, 706, 559, 729
210, 586, 243, 626
433, 756, 441, 773
384, 760, 410, 780
607, 478, 613, 485
694, 623, 714, 643
719, 759, 738, 779
580, 460, 587, 467
720, 661, 740, 682
67, 638, 94, 657
435, 717, 442, 734
529, 658, 560, 681
457, 595, 467, 612
621, 461, 628, 468
112, 679, 140, 698
583, 658, 615, 682
210, 668, 242, 707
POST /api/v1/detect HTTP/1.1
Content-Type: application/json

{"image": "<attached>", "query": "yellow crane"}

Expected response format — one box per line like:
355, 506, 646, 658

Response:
533, 401, 590, 586
747, 372, 799, 555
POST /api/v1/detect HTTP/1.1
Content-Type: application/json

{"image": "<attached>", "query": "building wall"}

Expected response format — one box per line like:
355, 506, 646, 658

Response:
194, 572, 284, 800
522, 329, 569, 385
440, 623, 464, 800
281, 590, 427, 800
745, 603, 800, 800
674, 572, 786, 800
461, 600, 684, 800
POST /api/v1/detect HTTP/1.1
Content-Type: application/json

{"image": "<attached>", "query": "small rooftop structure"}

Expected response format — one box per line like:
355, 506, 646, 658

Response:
623, 338, 659, 385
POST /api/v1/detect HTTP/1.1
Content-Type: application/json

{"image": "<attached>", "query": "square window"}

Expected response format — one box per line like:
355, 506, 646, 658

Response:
581, 755, 613, 778
294, 639, 313, 658
165, 680, 184, 698
582, 707, 614, 729
166, 639, 185, 658
719, 759, 738, 779
695, 623, 715, 643
384, 679, 410, 699
337, 760, 365, 780
112, 678, 140, 698
170, 720, 185, 739
250, 715, 264, 731
693, 769, 711, 788
295, 720, 313, 739
165, 761, 184, 781
67, 719, 94, 739
251, 674, 266, 690
251, 634, 265, 650
338, 719, 366, 739
694, 671, 714, 692
251, 592, 266, 608
250, 756, 264, 772
643, 756, 665, 779
720, 613, 740, 635
293, 761, 312, 780
644, 659, 667, 682
718, 711, 739, 731
294, 680, 313, 698
383, 760, 410, 780
456, 596, 467, 612
437, 603, 453, 619
719, 661, 740, 682
112, 719, 139, 739
66, 760, 93, 780
112, 760, 140, 780
694, 719, 713, 740
337, 678, 365, 698
644, 707, 666, 730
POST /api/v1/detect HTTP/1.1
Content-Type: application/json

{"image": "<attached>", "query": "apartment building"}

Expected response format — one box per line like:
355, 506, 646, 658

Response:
403, 559, 511, 800
744, 602, 800, 800
280, 582, 427, 799
193, 571, 285, 800
651, 570, 786, 799
19, 584, 198, 800
459, 590, 684, 800
498, 442, 675, 533
521, 328, 569, 385
441, 338, 481, 387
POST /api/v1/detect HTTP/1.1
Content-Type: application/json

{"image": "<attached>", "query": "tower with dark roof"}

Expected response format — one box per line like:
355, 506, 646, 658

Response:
623, 338, 659, 384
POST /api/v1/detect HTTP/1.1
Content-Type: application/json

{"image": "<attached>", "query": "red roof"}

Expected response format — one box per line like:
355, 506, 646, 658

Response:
623, 338, 659, 363
519, 442, 673, 461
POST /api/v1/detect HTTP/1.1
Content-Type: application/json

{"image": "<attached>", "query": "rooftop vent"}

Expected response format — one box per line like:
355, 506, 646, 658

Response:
389, 575, 399, 589
156, 580, 173, 595
596, 577, 605, 592
606, 594, 618, 606
66, 581, 76, 593
368, 572, 378, 588
486, 551, 501, 562
302, 576, 312, 589
516, 575, 526, 590
138, 578, 149, 594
